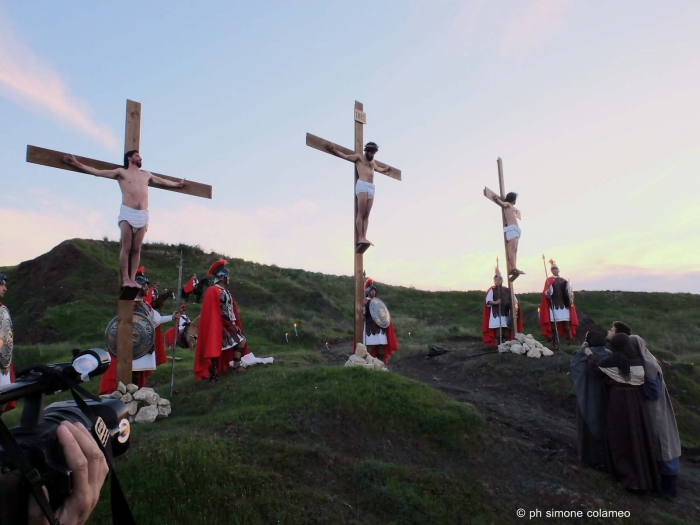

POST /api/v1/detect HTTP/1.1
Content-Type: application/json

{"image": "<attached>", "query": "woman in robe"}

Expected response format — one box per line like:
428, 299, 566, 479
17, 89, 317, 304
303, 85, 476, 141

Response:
630, 335, 681, 497
571, 330, 609, 469
585, 333, 660, 492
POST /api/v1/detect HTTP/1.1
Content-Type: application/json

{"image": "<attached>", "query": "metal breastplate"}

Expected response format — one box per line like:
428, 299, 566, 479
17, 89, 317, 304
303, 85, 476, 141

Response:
491, 287, 511, 318
0, 305, 13, 373
551, 279, 570, 309
219, 288, 234, 320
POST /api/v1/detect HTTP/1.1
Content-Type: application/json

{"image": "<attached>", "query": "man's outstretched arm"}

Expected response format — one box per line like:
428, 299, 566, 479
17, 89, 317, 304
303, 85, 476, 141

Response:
326, 142, 359, 162
63, 154, 120, 179
150, 174, 188, 188
374, 164, 393, 174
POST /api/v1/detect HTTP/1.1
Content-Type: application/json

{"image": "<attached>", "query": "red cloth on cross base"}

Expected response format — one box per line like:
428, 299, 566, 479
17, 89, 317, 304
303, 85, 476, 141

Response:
98, 320, 167, 395
184, 277, 196, 294
193, 285, 250, 381
2, 363, 16, 413
538, 277, 579, 338
481, 286, 523, 347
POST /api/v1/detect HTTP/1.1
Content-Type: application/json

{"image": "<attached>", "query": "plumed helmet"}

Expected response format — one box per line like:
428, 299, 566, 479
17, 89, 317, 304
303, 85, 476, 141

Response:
180, 303, 187, 310
364, 278, 377, 294
494, 265, 503, 280
549, 259, 559, 270
208, 259, 229, 283
134, 266, 149, 286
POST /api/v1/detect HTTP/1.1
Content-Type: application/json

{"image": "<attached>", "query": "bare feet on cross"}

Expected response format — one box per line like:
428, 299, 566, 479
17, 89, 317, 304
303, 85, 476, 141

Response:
357, 238, 374, 246
122, 278, 139, 288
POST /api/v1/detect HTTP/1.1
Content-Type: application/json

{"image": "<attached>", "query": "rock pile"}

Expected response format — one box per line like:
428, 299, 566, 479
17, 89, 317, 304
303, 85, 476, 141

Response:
497, 333, 554, 359
100, 382, 172, 423
345, 343, 389, 371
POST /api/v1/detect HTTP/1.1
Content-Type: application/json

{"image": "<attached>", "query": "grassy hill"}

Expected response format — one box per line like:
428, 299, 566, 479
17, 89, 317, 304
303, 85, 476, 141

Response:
2, 239, 700, 524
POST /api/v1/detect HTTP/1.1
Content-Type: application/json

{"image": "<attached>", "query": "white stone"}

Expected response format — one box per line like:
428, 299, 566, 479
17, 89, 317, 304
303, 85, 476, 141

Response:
110, 391, 123, 399
541, 348, 554, 357
134, 405, 159, 423
127, 401, 139, 416
133, 388, 156, 402
522, 343, 531, 352
157, 398, 171, 406
354, 344, 368, 358
510, 344, 525, 355
535, 341, 544, 349
515, 333, 526, 343
117, 381, 127, 394
126, 383, 139, 394
527, 347, 542, 358
157, 405, 172, 418
497, 343, 510, 353
121, 393, 133, 404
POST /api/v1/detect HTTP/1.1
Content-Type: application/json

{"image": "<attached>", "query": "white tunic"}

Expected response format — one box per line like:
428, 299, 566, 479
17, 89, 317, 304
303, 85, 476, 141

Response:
485, 289, 518, 329
0, 369, 11, 387
546, 283, 571, 322
133, 302, 173, 372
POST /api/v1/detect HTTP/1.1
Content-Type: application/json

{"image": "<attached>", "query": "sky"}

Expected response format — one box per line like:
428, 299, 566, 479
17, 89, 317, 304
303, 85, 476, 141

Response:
1, 1, 699, 293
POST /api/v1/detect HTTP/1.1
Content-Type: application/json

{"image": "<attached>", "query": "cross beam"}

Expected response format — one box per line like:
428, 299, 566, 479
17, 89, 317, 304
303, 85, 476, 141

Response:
306, 101, 402, 346
26, 99, 212, 385
483, 157, 517, 332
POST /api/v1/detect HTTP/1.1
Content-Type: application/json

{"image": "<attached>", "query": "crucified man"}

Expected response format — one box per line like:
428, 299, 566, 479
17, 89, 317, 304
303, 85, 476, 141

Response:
63, 150, 187, 288
326, 141, 392, 246
492, 191, 525, 281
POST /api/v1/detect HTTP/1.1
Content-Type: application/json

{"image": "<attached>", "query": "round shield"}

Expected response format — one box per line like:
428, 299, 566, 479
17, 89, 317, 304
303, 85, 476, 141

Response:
369, 298, 391, 329
0, 305, 13, 373
105, 311, 155, 360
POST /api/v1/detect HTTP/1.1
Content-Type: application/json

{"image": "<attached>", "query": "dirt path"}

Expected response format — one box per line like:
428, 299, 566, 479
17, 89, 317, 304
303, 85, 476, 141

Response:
318, 338, 700, 524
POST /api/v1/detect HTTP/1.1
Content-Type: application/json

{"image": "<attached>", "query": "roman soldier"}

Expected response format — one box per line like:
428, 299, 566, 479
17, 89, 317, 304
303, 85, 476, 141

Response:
183, 273, 198, 300
0, 273, 16, 413
539, 259, 579, 345
178, 303, 190, 347
194, 259, 249, 381
145, 279, 159, 307
362, 278, 398, 364
99, 267, 180, 394
482, 265, 523, 347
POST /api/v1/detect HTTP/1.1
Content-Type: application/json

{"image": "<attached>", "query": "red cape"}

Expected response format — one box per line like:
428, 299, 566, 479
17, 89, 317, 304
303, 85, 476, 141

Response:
164, 326, 175, 347
193, 285, 249, 380
184, 277, 196, 293
481, 287, 523, 347
2, 363, 16, 413
538, 277, 579, 338
352, 322, 400, 364
98, 318, 167, 395
144, 287, 156, 307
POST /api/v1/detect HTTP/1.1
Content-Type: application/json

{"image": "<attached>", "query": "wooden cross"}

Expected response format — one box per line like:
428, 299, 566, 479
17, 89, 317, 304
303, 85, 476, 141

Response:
483, 157, 517, 331
26, 99, 213, 385
306, 101, 402, 345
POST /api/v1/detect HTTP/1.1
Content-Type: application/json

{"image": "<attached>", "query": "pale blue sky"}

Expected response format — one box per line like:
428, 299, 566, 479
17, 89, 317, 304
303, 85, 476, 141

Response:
1, 1, 699, 292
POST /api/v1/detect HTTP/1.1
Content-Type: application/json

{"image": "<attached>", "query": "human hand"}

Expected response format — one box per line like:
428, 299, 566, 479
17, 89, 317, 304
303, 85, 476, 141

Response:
173, 311, 181, 320
179, 179, 189, 188
28, 421, 108, 525
63, 154, 79, 166
385, 166, 392, 173
584, 348, 593, 356
327, 142, 337, 153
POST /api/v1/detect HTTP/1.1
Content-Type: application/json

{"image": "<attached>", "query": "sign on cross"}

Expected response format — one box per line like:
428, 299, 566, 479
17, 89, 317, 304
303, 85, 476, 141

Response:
306, 101, 402, 345
483, 157, 517, 331
26, 99, 212, 386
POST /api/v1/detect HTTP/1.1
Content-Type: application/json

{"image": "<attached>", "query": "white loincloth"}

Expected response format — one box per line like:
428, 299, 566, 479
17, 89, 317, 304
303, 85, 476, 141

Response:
503, 224, 521, 241
118, 205, 149, 233
355, 180, 375, 199
363, 322, 388, 345
0, 369, 12, 387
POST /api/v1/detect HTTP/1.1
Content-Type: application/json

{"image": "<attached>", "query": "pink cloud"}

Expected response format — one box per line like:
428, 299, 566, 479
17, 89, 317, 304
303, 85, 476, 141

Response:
500, 0, 570, 58
0, 15, 118, 149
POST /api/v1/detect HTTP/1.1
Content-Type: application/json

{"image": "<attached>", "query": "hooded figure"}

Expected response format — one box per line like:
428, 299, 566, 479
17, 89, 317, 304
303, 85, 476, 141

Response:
586, 333, 660, 492
631, 335, 681, 497
571, 330, 610, 469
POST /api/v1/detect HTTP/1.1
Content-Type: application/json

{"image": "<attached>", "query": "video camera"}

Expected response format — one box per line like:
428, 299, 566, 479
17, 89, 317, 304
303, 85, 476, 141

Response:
0, 348, 132, 524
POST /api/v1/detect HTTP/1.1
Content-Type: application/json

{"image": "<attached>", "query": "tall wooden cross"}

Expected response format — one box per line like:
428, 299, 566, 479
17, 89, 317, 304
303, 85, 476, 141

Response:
26, 99, 212, 385
483, 157, 517, 331
306, 101, 402, 345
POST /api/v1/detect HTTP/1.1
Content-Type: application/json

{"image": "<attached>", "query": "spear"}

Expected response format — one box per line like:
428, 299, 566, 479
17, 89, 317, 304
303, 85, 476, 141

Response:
170, 250, 184, 398
542, 254, 560, 349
